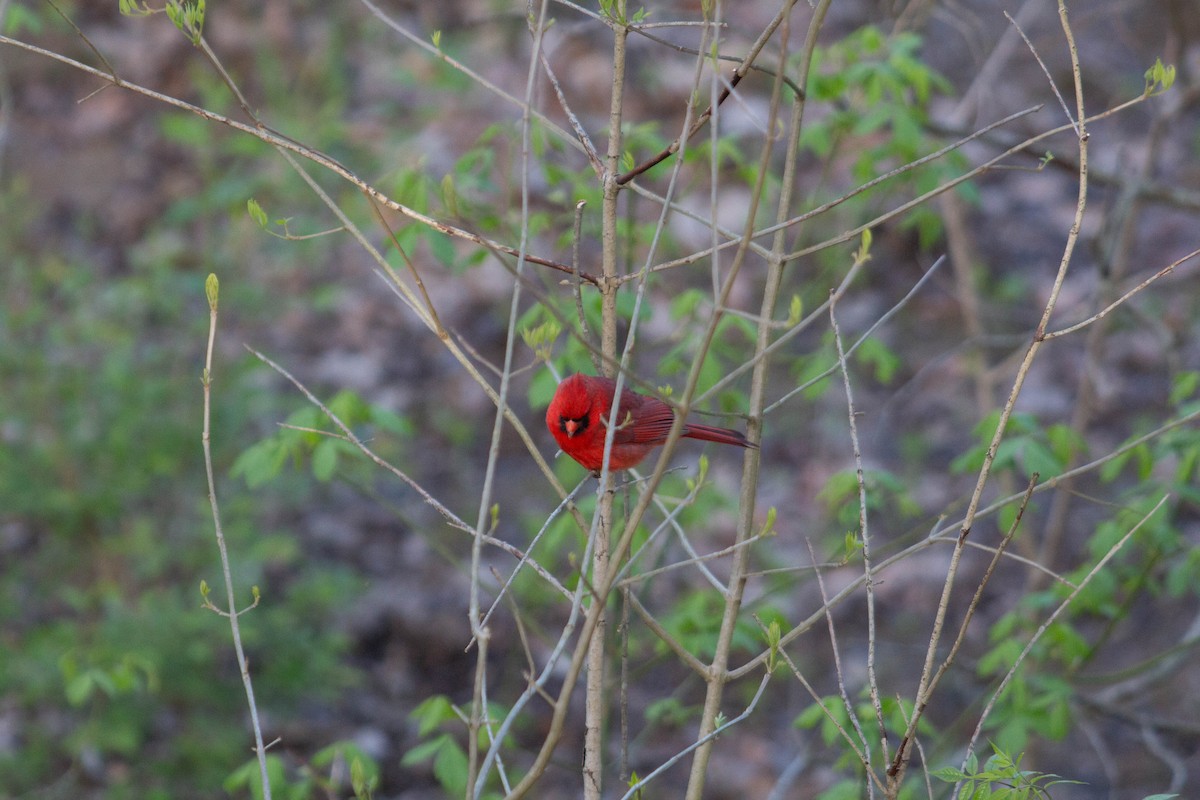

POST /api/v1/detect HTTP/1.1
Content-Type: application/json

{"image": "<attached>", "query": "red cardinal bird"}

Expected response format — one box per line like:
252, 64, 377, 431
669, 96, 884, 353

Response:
546, 373, 756, 472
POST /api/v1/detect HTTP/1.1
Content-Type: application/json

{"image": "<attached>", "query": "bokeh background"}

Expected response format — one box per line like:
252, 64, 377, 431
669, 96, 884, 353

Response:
2, 0, 1200, 798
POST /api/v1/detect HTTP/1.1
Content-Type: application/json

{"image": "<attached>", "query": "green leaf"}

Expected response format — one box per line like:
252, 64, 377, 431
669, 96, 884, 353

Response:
854, 336, 899, 383
1046, 423, 1086, 465
311, 438, 339, 482
950, 443, 986, 475
232, 438, 289, 488
1021, 439, 1061, 479
644, 697, 692, 727
410, 695, 457, 736
440, 173, 458, 217
247, 198, 268, 228
65, 672, 94, 706
6, 2, 45, 31
351, 758, 367, 798
223, 759, 258, 794
328, 389, 371, 424
997, 503, 1019, 537
1144, 58, 1176, 94
758, 506, 777, 538
1099, 446, 1132, 482
119, 0, 155, 16
402, 734, 450, 767
818, 469, 859, 511
670, 287, 705, 320
989, 611, 1020, 642
929, 766, 968, 782
166, 0, 205, 44
1165, 547, 1200, 598
521, 319, 562, 361
529, 368, 560, 410
978, 638, 1023, 677
793, 695, 842, 734
842, 531, 863, 561
785, 294, 803, 326
1169, 371, 1199, 406
370, 407, 414, 437
432, 736, 469, 795
856, 227, 872, 261
223, 754, 289, 800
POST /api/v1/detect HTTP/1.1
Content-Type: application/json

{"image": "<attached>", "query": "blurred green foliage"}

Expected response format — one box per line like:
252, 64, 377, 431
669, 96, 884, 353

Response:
402, 695, 508, 800
0, 169, 359, 795
0, 1, 379, 789
802, 26, 968, 249
5, 2, 1196, 797
951, 369, 1200, 764
932, 745, 1084, 799
224, 741, 381, 800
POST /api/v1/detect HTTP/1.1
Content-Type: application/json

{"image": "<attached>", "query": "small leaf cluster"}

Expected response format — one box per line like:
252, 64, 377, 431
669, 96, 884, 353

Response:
932, 745, 1083, 800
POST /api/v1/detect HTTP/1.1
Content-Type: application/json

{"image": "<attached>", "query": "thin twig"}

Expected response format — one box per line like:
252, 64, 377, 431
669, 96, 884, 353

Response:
636, 105, 1040, 280
619, 674, 772, 800
364, 195, 447, 335
289, 443, 570, 608
43, 0, 121, 84
468, 3, 554, 791
775, 643, 879, 793
200, 277, 272, 800
896, 699, 936, 800
630, 25, 806, 101
682, 3, 822, 795
829, 285, 887, 775
955, 495, 1169, 791
538, 49, 603, 176
246, 347, 470, 530
895, 475, 1039, 770
623, 105, 1035, 284
761, 252, 942, 416
614, 468, 728, 595
1005, 10, 1078, 135
729, 405, 1200, 682
619, 587, 631, 783
358, 0, 587, 159
0, 32, 596, 286
773, 96, 1138, 264
625, 590, 709, 677
472, 482, 604, 799
889, 4, 1092, 787
806, 539, 873, 774
473, 477, 588, 643
618, 533, 763, 590
581, 5, 631, 794
616, 2, 796, 185
570, 199, 601, 372
1042, 247, 1200, 340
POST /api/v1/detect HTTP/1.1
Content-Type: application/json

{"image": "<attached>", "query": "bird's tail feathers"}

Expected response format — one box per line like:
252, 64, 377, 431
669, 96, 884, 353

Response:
682, 423, 757, 449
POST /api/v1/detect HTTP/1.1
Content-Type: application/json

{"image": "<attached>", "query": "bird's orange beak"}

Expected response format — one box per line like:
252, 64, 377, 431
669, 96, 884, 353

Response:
564, 419, 579, 436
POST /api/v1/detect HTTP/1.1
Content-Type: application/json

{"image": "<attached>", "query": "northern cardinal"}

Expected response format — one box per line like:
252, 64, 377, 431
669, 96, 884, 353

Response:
546, 373, 756, 472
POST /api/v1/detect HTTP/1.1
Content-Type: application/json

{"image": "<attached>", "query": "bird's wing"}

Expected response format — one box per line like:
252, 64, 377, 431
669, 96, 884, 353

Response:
610, 390, 676, 445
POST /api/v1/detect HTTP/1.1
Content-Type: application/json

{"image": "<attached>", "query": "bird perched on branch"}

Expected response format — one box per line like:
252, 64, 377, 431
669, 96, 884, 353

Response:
546, 373, 756, 472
